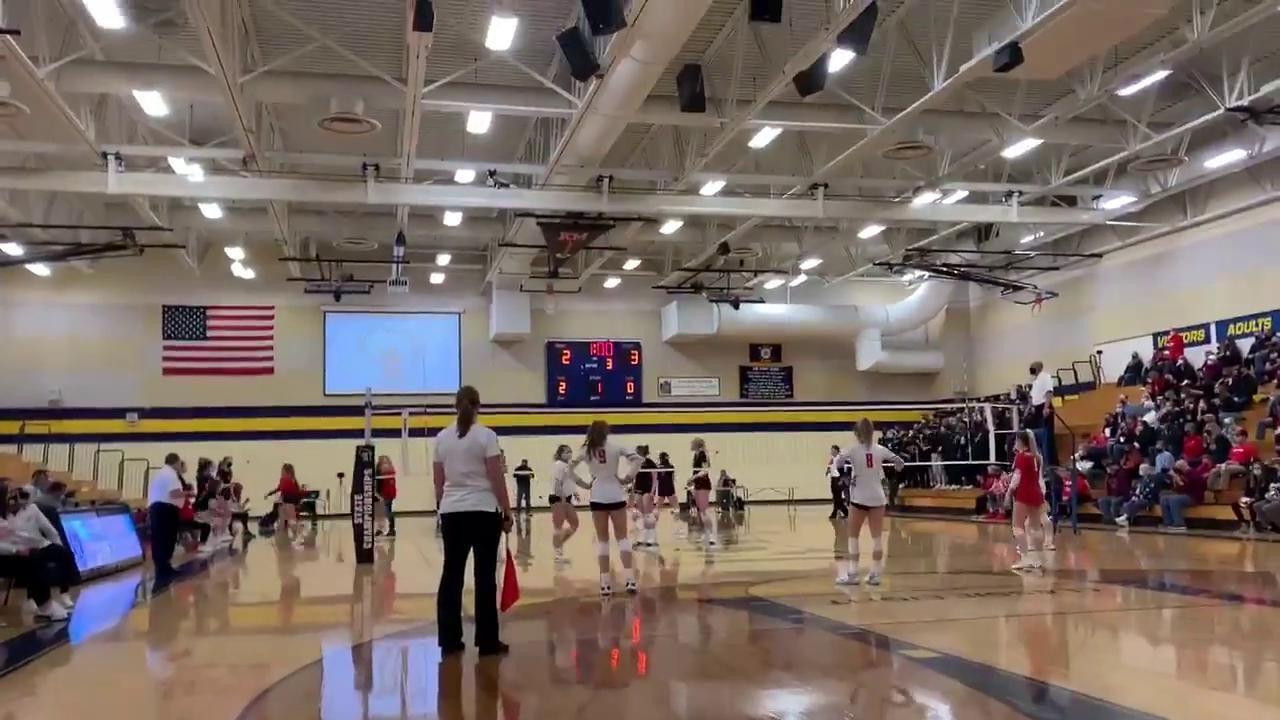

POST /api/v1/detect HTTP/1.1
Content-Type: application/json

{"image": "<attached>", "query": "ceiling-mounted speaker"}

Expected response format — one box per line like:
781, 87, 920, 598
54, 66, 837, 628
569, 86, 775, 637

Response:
749, 0, 783, 23
676, 64, 706, 114
556, 27, 601, 82
411, 0, 434, 33
993, 41, 1025, 74
836, 0, 879, 56
580, 0, 627, 36
792, 55, 828, 99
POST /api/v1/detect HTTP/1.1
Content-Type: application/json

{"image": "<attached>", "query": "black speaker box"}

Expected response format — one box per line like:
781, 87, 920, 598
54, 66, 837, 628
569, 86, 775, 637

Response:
836, 0, 878, 56
581, 0, 627, 36
792, 55, 828, 98
556, 27, 601, 83
749, 0, 783, 23
993, 41, 1025, 74
676, 64, 706, 113
411, 0, 434, 33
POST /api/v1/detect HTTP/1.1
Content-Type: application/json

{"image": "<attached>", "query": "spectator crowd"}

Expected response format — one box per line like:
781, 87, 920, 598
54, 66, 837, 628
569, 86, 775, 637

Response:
1078, 331, 1280, 533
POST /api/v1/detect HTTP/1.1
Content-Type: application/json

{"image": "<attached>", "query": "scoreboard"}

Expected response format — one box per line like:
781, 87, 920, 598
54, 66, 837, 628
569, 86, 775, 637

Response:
546, 340, 643, 407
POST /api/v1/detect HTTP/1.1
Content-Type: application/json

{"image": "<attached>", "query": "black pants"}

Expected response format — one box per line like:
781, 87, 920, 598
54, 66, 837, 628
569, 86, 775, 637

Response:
515, 480, 531, 513
232, 511, 252, 535
181, 519, 211, 545
384, 499, 396, 533
437, 511, 502, 651
829, 478, 848, 517
149, 502, 180, 575
1, 545, 75, 606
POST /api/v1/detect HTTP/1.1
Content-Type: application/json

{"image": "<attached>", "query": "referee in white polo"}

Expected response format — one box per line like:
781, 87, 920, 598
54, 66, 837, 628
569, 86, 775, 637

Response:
1026, 361, 1056, 471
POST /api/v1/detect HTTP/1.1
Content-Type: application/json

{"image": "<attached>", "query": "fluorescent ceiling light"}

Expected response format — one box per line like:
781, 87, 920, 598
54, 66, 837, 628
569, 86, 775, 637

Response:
484, 15, 519, 51
131, 89, 170, 117
25, 263, 52, 277
435, 252, 452, 267
453, 168, 476, 184
622, 258, 642, 271
224, 246, 246, 261
0, 241, 23, 257
602, 276, 622, 289
911, 189, 943, 205
238, 267, 256, 280
466, 110, 493, 134
857, 223, 886, 239
762, 277, 786, 290
788, 273, 808, 288
828, 48, 856, 73
698, 179, 726, 196
442, 210, 464, 227
197, 202, 223, 220
430, 272, 446, 285
1000, 137, 1044, 159
658, 219, 684, 235
81, 0, 127, 30
184, 164, 205, 182
167, 156, 192, 174
940, 189, 969, 204
1203, 147, 1249, 169
1020, 231, 1044, 244
798, 257, 823, 271
1100, 194, 1138, 210
1115, 69, 1172, 97
230, 261, 255, 279
747, 126, 783, 149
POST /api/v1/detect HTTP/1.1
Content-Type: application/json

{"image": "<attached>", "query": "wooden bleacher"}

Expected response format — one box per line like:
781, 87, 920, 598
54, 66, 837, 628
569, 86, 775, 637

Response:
0, 451, 125, 506
899, 381, 1274, 528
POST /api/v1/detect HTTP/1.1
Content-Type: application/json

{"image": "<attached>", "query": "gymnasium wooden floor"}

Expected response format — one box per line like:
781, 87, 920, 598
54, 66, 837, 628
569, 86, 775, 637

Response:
1, 506, 1278, 719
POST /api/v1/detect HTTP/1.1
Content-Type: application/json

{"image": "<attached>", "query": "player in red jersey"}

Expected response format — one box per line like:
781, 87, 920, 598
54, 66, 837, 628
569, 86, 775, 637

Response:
1004, 430, 1047, 572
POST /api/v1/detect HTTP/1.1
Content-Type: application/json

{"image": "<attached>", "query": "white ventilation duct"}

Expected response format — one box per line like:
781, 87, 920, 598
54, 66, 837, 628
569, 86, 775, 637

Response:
661, 281, 951, 374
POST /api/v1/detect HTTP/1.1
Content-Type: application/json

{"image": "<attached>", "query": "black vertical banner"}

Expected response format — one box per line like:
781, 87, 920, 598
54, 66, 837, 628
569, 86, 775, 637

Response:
351, 443, 376, 564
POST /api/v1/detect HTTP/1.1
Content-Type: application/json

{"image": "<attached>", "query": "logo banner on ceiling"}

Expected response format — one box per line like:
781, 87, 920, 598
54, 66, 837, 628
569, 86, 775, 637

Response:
538, 221, 614, 277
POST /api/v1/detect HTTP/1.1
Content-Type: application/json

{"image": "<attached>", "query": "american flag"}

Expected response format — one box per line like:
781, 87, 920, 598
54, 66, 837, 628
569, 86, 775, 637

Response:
161, 305, 275, 376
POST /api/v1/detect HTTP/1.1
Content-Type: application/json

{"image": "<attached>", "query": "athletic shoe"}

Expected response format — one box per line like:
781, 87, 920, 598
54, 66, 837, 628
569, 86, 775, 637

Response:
625, 579, 638, 594
707, 535, 718, 546
600, 583, 613, 598
440, 642, 466, 657
835, 574, 860, 586
1167, 526, 1187, 532
1115, 515, 1129, 528
554, 547, 565, 562
478, 642, 510, 657
36, 602, 69, 622
22, 599, 38, 614
1011, 556, 1036, 570
1043, 541, 1057, 551
57, 593, 76, 610
386, 530, 396, 538
865, 571, 882, 586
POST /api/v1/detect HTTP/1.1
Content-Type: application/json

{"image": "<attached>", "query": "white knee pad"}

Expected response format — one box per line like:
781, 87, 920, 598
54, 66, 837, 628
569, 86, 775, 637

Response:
618, 538, 632, 554
872, 536, 883, 555
847, 537, 860, 558
596, 541, 610, 558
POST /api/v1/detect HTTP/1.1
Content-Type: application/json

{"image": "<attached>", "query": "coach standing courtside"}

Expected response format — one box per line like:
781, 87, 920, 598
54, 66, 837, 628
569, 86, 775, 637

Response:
148, 453, 188, 578
433, 386, 514, 657
1027, 362, 1056, 474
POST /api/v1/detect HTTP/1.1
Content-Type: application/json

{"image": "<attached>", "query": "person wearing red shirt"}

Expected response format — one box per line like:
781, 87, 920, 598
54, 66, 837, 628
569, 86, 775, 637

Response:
1003, 430, 1047, 571
1181, 422, 1206, 462
1166, 330, 1185, 362
375, 455, 397, 538
1210, 428, 1257, 491
265, 463, 303, 537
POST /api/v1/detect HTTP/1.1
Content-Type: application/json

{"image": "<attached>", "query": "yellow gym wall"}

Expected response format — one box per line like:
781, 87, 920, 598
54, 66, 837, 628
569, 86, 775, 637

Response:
966, 202, 1280, 396
0, 263, 966, 510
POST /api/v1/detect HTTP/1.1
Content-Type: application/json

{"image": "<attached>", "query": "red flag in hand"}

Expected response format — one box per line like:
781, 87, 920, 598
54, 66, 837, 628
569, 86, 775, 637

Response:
499, 548, 520, 612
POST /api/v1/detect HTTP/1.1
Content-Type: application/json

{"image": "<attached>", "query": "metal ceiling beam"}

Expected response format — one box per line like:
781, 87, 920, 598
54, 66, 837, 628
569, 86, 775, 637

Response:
0, 168, 1124, 226
394, 0, 434, 234
48, 60, 1151, 146
186, 0, 292, 262
660, 0, 1076, 288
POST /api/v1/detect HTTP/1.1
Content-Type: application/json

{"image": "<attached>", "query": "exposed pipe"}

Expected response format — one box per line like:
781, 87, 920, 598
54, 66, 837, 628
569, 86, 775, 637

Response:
48, 60, 1149, 146
660, 280, 951, 374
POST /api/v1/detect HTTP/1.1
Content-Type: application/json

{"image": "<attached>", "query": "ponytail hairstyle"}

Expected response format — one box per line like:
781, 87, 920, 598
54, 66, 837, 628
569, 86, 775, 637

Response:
281, 463, 296, 481
455, 385, 481, 438
584, 420, 610, 453
554, 444, 572, 462
1015, 429, 1040, 459
690, 437, 706, 453
854, 418, 875, 446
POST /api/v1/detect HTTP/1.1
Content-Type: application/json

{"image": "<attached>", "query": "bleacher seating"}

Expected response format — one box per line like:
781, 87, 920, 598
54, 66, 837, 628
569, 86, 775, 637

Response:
0, 451, 126, 506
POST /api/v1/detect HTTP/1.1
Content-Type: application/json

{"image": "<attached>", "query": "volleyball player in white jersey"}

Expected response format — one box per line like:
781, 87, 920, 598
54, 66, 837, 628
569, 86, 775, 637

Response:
574, 420, 642, 596
548, 444, 582, 564
836, 418, 905, 586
